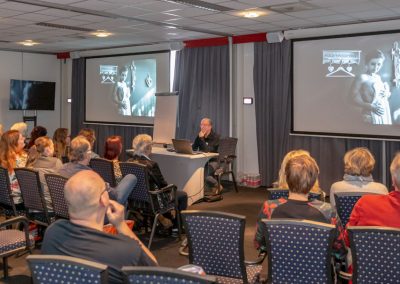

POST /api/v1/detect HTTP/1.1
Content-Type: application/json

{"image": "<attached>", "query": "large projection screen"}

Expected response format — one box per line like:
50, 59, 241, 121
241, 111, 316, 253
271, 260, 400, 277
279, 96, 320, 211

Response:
85, 51, 170, 125
292, 31, 400, 139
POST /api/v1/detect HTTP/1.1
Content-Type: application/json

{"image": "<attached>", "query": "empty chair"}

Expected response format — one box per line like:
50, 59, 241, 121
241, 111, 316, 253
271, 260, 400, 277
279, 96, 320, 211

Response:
215, 137, 238, 193
182, 210, 263, 284
27, 254, 108, 284
264, 219, 336, 284
122, 266, 217, 284
0, 167, 25, 217
45, 174, 69, 219
0, 216, 34, 278
89, 158, 117, 187
334, 192, 382, 228
119, 162, 180, 249
14, 168, 54, 226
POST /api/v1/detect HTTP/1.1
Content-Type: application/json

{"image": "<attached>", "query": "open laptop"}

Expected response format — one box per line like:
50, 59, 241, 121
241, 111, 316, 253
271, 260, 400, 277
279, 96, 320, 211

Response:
172, 139, 202, 155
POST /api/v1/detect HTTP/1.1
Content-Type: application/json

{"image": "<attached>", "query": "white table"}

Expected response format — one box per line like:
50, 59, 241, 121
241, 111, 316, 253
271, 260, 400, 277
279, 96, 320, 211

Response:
150, 147, 218, 205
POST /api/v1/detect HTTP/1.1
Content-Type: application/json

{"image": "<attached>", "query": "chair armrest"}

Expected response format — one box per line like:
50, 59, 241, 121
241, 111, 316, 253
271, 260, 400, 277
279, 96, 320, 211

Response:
148, 184, 177, 195
244, 252, 266, 265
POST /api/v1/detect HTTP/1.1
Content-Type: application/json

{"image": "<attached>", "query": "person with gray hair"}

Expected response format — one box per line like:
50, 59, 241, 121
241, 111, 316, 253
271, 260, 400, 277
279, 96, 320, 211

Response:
10, 122, 28, 138
58, 136, 137, 206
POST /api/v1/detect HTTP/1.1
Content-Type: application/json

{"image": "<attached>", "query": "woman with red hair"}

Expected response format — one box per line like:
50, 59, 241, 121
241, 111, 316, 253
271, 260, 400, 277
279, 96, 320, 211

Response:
104, 135, 123, 183
0, 130, 27, 205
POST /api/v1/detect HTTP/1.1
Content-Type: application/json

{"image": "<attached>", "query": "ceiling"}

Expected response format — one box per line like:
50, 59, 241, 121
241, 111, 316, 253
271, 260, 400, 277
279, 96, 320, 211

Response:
1, 0, 400, 53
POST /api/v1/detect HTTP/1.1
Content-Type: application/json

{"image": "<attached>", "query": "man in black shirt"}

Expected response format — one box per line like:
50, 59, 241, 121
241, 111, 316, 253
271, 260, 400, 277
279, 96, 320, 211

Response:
42, 170, 157, 283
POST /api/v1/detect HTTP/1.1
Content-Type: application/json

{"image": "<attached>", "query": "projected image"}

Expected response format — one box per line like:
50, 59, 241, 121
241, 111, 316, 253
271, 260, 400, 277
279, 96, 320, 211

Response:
323, 50, 360, 77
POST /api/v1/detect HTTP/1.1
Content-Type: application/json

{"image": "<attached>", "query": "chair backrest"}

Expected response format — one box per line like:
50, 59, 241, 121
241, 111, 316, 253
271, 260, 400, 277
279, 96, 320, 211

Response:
14, 168, 50, 223
264, 219, 336, 284
268, 188, 323, 201
218, 137, 238, 164
122, 266, 217, 284
0, 167, 17, 215
27, 254, 108, 284
45, 174, 69, 219
334, 192, 382, 227
119, 162, 152, 205
89, 158, 117, 187
182, 210, 248, 283
347, 226, 400, 284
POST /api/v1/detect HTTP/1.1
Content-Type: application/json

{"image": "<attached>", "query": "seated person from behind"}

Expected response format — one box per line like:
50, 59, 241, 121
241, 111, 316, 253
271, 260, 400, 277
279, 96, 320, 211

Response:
254, 154, 336, 252
192, 117, 220, 191
330, 147, 388, 208
58, 136, 137, 206
42, 170, 157, 283
78, 128, 100, 159
127, 134, 188, 229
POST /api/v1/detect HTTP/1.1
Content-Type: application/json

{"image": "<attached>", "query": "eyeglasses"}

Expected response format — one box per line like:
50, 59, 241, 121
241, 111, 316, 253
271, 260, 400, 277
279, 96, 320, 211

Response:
99, 182, 111, 200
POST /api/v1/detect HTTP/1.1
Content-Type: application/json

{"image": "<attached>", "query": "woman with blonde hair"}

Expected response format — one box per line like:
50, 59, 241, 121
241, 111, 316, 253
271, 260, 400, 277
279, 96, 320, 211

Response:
330, 147, 388, 208
53, 128, 70, 161
0, 130, 27, 205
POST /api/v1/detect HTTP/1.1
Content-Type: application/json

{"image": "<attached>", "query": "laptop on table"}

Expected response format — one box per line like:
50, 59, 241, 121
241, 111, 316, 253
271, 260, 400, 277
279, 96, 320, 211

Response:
172, 139, 202, 155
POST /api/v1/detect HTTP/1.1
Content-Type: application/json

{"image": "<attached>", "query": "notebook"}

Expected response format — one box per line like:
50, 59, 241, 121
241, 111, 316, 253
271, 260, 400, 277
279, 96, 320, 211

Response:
172, 139, 202, 155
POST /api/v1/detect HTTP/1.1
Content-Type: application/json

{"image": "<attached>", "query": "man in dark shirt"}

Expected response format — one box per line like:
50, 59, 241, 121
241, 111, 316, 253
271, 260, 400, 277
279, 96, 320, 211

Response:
192, 118, 220, 191
42, 170, 157, 283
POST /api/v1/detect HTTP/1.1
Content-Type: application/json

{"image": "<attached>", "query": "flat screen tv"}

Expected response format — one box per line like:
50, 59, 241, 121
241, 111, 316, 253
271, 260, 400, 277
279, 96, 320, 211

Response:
9, 79, 56, 110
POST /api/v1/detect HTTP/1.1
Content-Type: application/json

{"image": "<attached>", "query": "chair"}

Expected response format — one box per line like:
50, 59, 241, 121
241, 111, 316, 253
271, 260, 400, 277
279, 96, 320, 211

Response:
181, 210, 263, 284
0, 216, 34, 278
267, 188, 325, 201
215, 137, 238, 193
0, 167, 25, 218
90, 158, 117, 187
119, 162, 180, 249
27, 254, 108, 284
341, 226, 400, 284
14, 168, 54, 226
334, 192, 382, 228
45, 174, 69, 220
263, 219, 336, 284
122, 266, 217, 284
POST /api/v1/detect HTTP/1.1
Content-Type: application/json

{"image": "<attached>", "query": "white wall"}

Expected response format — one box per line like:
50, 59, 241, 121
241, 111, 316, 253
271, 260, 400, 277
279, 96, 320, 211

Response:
0, 51, 62, 136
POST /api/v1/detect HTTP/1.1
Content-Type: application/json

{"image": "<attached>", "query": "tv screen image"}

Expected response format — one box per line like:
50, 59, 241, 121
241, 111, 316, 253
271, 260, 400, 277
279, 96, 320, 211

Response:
9, 79, 56, 110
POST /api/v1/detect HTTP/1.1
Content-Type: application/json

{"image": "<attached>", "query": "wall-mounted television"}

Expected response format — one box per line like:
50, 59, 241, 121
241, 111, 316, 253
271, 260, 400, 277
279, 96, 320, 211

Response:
9, 79, 56, 110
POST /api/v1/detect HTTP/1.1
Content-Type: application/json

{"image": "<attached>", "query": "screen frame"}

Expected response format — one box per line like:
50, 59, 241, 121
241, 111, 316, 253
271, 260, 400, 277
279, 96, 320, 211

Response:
290, 29, 400, 141
84, 50, 170, 126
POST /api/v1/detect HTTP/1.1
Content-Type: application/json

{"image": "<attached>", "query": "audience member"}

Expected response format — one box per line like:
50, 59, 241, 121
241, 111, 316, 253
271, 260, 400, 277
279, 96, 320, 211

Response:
104, 135, 123, 184
27, 136, 62, 210
10, 122, 28, 138
27, 125, 47, 149
347, 152, 400, 228
276, 149, 322, 194
192, 118, 220, 192
58, 136, 136, 206
255, 154, 335, 252
53, 127, 70, 161
78, 128, 100, 159
42, 170, 157, 283
330, 147, 388, 207
127, 134, 188, 230
0, 130, 27, 205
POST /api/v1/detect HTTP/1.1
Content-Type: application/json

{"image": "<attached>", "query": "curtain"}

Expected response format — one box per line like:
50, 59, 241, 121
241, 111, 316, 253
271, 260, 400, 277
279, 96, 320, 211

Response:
173, 45, 230, 140
70, 58, 152, 161
253, 41, 385, 192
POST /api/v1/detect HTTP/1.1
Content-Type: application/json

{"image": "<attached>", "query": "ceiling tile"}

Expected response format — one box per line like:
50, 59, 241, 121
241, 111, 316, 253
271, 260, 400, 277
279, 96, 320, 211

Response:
218, 18, 264, 26
70, 0, 117, 11
193, 13, 240, 22
218, 1, 256, 10
0, 2, 46, 12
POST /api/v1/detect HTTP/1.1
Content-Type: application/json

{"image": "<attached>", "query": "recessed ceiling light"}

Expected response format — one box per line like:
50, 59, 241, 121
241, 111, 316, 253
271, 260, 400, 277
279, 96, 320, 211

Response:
18, 40, 40, 46
244, 11, 260, 18
92, 30, 112, 37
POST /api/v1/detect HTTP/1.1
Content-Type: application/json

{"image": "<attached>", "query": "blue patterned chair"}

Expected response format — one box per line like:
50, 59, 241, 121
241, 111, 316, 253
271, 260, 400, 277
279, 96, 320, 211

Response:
268, 188, 325, 201
122, 266, 217, 284
27, 254, 108, 284
263, 219, 336, 284
45, 174, 69, 220
90, 158, 117, 187
119, 162, 180, 249
182, 210, 263, 284
0, 167, 25, 218
334, 192, 382, 228
0, 216, 34, 278
343, 226, 400, 284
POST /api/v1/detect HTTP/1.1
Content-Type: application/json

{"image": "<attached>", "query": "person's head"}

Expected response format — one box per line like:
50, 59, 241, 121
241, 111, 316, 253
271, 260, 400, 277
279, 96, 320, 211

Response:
119, 66, 129, 82
104, 136, 123, 160
278, 150, 311, 188
131, 134, 152, 156
390, 153, 400, 191
0, 130, 25, 171
200, 118, 213, 136
64, 170, 109, 222
285, 154, 319, 195
53, 128, 69, 145
344, 147, 375, 177
78, 128, 96, 148
28, 126, 47, 148
35, 136, 54, 157
365, 49, 385, 74
69, 136, 91, 164
10, 122, 28, 137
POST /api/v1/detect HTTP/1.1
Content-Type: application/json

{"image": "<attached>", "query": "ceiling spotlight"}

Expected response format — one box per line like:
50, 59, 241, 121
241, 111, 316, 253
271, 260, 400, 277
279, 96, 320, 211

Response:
18, 40, 40, 46
244, 11, 260, 18
92, 30, 112, 37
